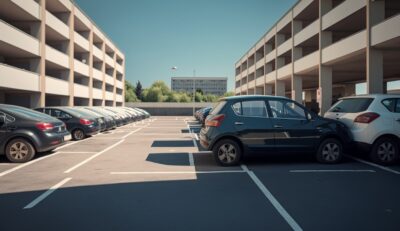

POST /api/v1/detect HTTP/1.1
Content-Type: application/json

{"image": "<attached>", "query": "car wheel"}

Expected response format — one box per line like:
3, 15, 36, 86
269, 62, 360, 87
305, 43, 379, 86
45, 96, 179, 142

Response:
316, 138, 343, 164
5, 138, 35, 163
72, 129, 85, 140
370, 137, 399, 165
212, 139, 242, 166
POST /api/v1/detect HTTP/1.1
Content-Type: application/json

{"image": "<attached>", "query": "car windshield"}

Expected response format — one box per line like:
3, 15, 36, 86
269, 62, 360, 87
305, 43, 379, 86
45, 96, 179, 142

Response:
4, 106, 55, 121
329, 98, 373, 113
209, 101, 226, 115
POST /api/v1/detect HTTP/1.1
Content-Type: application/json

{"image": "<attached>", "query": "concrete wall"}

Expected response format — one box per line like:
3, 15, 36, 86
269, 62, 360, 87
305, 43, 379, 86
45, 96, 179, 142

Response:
126, 102, 214, 116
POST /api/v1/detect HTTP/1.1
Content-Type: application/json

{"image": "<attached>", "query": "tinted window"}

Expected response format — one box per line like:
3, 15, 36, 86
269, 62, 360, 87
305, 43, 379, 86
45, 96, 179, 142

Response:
382, 99, 396, 112
396, 99, 400, 113
231, 102, 241, 115
4, 107, 54, 120
242, 101, 267, 117
268, 100, 306, 119
329, 98, 373, 113
51, 110, 71, 119
210, 101, 226, 115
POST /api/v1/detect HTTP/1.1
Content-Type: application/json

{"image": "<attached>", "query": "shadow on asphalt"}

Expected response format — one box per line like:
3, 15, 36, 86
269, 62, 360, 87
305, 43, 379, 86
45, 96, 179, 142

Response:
151, 140, 194, 148
146, 152, 190, 166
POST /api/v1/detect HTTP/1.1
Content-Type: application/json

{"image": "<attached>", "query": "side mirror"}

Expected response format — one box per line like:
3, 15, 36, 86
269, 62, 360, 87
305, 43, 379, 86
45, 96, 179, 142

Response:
0, 116, 5, 126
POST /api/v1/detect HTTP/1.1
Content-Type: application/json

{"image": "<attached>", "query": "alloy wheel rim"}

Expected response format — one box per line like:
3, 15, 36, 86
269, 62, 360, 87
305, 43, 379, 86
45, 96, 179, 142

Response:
218, 144, 236, 163
322, 143, 340, 161
74, 130, 84, 140
377, 142, 395, 162
10, 142, 29, 160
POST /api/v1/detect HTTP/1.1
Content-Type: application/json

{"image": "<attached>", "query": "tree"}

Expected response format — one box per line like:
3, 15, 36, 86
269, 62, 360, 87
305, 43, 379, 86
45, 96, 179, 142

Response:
179, 93, 191, 102
165, 92, 180, 102
135, 81, 143, 100
151, 80, 170, 95
195, 92, 203, 102
223, 91, 235, 97
144, 87, 163, 102
125, 80, 138, 102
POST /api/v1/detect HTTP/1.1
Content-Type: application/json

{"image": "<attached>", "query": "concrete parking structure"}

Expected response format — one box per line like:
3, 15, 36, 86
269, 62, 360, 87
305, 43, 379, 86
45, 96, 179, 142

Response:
0, 116, 399, 230
235, 0, 400, 114
0, 0, 125, 108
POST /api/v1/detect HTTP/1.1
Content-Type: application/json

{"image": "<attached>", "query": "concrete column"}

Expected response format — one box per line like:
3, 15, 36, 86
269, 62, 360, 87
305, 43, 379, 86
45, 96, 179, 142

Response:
319, 66, 332, 115
344, 84, 356, 96
291, 75, 303, 103
88, 28, 94, 106
68, 7, 75, 106
265, 84, 273, 95
113, 52, 117, 107
366, 0, 385, 94
101, 42, 106, 106
275, 80, 285, 97
38, 0, 46, 107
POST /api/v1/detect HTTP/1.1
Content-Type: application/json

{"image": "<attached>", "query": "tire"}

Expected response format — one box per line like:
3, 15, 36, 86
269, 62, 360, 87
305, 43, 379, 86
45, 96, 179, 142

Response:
212, 139, 242, 166
72, 129, 85, 140
370, 137, 399, 165
316, 138, 343, 164
5, 138, 35, 163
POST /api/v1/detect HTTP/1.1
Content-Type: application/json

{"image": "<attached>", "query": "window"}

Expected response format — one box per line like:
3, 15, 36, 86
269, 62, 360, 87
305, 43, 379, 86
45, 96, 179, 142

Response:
329, 98, 373, 113
210, 101, 227, 115
382, 99, 396, 112
396, 99, 400, 113
268, 100, 306, 119
51, 110, 71, 119
231, 100, 267, 117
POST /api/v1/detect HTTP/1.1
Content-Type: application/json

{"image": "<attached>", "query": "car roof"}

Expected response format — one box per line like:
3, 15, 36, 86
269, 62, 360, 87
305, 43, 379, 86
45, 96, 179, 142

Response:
339, 94, 400, 100
222, 95, 288, 101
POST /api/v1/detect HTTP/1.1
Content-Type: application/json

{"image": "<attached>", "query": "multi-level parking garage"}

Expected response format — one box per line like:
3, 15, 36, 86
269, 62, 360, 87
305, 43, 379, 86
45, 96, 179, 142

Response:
235, 0, 400, 114
0, 0, 125, 108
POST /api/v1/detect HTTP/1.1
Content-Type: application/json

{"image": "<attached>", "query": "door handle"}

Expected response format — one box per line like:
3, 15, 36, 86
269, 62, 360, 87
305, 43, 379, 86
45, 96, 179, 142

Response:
274, 125, 283, 128
234, 122, 244, 125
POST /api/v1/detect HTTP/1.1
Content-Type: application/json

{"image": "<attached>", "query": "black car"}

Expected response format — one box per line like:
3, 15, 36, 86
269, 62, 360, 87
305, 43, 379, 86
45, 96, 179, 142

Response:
35, 107, 100, 140
82, 107, 117, 131
199, 95, 352, 166
0, 104, 71, 163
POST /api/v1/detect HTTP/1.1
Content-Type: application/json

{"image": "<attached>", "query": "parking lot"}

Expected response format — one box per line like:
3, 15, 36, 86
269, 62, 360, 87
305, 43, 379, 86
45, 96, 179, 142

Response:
0, 116, 399, 231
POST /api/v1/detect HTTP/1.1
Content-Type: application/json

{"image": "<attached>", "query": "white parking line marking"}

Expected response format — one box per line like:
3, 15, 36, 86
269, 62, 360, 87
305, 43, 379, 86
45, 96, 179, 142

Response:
0, 152, 62, 178
194, 133, 199, 141
241, 165, 302, 231
188, 153, 194, 166
64, 127, 146, 173
289, 169, 376, 173
110, 170, 245, 175
23, 177, 72, 209
348, 156, 400, 175
58, 151, 97, 154
54, 139, 85, 151
64, 140, 126, 173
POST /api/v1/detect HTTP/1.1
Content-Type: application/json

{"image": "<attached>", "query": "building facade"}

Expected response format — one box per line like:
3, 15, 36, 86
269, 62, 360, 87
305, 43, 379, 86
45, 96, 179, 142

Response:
172, 77, 227, 95
235, 0, 400, 114
0, 0, 125, 108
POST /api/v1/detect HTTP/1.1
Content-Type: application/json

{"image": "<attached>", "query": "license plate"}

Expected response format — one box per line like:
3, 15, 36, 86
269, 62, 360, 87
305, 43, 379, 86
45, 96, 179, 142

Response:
64, 134, 72, 141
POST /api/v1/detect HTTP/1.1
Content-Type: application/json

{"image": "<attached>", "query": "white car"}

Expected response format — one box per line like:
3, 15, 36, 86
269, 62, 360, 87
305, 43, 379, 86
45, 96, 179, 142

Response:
325, 94, 400, 165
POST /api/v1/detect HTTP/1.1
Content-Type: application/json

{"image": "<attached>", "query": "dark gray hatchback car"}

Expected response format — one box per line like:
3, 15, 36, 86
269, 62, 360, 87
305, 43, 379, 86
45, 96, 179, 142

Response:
199, 95, 352, 166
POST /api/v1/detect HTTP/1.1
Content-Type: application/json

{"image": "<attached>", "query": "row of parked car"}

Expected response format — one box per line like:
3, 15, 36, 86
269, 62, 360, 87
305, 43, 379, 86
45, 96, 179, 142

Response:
0, 104, 150, 163
199, 94, 400, 166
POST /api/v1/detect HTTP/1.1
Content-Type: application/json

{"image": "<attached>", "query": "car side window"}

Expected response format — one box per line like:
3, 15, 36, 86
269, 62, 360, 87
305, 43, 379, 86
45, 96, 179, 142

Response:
396, 99, 400, 113
51, 110, 71, 119
382, 99, 396, 112
268, 100, 306, 120
242, 101, 268, 117
231, 101, 267, 117
231, 102, 242, 115
44, 109, 51, 115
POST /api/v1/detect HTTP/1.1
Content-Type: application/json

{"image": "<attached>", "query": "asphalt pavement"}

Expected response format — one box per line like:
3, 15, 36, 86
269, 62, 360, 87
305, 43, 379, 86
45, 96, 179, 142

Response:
0, 116, 399, 231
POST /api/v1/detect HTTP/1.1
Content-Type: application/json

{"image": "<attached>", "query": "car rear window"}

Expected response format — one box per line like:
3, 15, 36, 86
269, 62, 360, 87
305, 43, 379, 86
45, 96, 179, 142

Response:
209, 101, 226, 115
329, 98, 373, 113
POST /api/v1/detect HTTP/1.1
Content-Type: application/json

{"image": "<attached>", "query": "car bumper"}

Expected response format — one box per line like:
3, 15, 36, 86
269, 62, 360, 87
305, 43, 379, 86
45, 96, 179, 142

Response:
36, 131, 71, 152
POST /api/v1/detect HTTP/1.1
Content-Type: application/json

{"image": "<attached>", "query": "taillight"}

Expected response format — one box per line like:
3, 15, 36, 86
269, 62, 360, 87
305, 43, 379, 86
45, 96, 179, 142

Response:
36, 122, 54, 131
80, 118, 93, 125
205, 114, 225, 127
354, 112, 380, 123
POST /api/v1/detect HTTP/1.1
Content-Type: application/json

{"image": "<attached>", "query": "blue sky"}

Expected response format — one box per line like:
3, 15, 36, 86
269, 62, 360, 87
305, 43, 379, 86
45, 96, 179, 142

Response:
75, 0, 297, 91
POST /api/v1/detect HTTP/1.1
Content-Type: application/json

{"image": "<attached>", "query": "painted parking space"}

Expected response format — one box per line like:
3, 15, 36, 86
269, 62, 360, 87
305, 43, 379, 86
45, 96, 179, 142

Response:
0, 116, 399, 231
